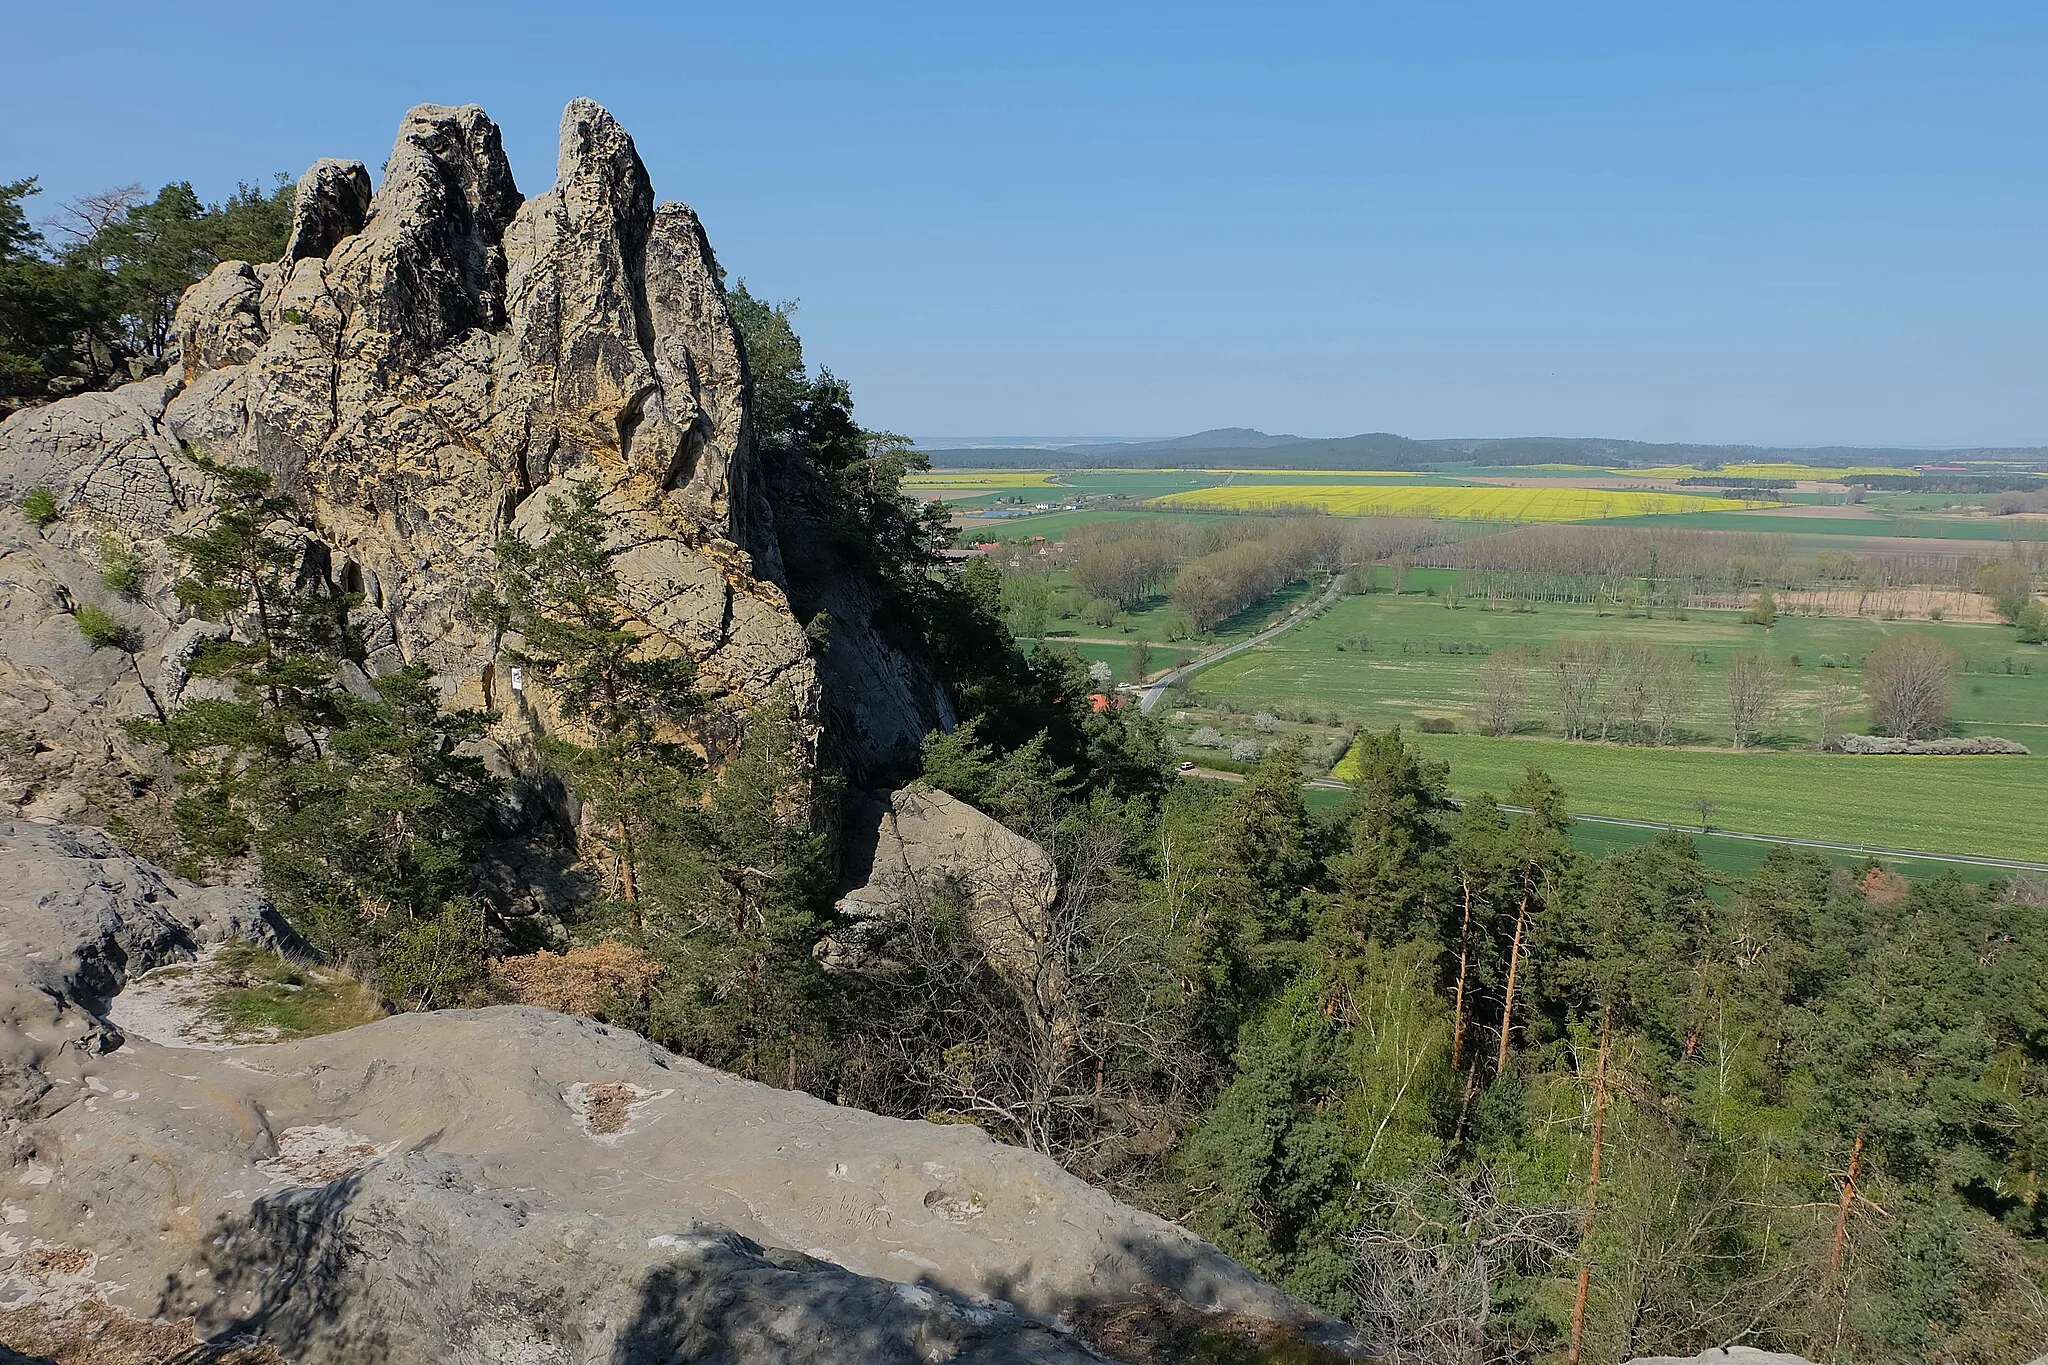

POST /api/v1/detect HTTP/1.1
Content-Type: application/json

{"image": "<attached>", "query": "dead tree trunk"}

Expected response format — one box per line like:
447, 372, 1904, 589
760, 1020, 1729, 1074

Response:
1566, 1003, 1614, 1365
1495, 866, 1535, 1076
1451, 871, 1476, 1070
1828, 1131, 1865, 1282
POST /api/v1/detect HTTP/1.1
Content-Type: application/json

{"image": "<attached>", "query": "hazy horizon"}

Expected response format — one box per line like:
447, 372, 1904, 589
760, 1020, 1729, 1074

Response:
912, 429, 2042, 453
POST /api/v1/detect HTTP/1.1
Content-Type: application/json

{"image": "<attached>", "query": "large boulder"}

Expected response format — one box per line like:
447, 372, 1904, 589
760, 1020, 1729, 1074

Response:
823, 785, 1059, 988
0, 819, 1348, 1363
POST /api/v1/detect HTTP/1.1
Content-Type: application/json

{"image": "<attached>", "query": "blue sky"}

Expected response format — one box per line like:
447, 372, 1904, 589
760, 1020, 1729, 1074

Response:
5, 1, 2045, 446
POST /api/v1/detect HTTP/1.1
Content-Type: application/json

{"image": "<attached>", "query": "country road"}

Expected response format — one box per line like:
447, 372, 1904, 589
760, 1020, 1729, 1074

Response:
1136, 575, 1345, 713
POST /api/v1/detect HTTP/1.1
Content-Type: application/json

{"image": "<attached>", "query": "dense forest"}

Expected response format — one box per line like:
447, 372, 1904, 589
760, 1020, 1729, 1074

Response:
15, 174, 2045, 1363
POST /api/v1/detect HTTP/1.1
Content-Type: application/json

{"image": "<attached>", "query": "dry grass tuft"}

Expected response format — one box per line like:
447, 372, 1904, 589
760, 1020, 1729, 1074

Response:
495, 941, 663, 1017
1073, 1286, 1352, 1365
581, 1082, 638, 1136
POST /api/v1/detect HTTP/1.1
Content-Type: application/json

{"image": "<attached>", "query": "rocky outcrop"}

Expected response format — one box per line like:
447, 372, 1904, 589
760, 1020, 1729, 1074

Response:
0, 819, 1347, 1363
0, 99, 952, 807
0, 509, 177, 822
823, 785, 1059, 989
1825, 733, 2029, 755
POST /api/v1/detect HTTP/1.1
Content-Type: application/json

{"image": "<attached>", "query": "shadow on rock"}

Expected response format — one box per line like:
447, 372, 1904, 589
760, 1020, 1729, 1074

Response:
608, 1226, 1083, 1365
169, 1176, 375, 1360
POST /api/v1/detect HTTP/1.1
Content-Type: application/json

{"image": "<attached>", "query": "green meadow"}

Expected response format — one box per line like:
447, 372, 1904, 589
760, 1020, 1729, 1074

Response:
1183, 570, 2048, 860
1192, 570, 2048, 743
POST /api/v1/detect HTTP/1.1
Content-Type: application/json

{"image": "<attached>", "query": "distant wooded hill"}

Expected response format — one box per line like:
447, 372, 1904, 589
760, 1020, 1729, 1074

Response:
924, 428, 2048, 472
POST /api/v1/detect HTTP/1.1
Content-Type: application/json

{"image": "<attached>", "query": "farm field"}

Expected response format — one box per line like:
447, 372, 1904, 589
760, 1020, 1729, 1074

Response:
1033, 572, 1321, 656
1626, 462, 1922, 480
959, 462, 2047, 861
1333, 732, 2047, 863
1189, 572, 2048, 742
1153, 483, 1774, 520
1026, 636, 1198, 679
1556, 818, 2009, 883
1290, 780, 2007, 881
1163, 570, 2046, 859
1051, 470, 1230, 497
960, 506, 1264, 538
903, 469, 1058, 488
1606, 508, 2048, 539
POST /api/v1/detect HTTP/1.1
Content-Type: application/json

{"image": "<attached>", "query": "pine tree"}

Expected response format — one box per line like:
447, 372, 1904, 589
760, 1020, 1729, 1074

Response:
143, 454, 354, 865
472, 480, 704, 911
133, 455, 500, 1002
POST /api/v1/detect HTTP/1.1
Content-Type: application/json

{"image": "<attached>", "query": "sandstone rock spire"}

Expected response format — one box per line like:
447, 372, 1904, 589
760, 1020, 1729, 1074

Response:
0, 98, 964, 805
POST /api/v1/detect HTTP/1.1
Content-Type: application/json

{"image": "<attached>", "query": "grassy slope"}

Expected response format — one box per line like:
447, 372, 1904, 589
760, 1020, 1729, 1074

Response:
210, 941, 384, 1040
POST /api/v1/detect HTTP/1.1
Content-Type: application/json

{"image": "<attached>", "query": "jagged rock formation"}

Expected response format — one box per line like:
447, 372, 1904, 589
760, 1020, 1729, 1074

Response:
0, 819, 1347, 1363
0, 98, 952, 813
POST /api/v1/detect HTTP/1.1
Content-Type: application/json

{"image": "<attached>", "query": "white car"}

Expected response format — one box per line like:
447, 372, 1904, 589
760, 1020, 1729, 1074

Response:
1177, 761, 1197, 772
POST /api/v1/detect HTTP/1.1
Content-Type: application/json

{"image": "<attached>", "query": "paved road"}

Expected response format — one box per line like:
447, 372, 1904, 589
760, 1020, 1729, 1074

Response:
1175, 768, 2048, 873
1137, 575, 1345, 714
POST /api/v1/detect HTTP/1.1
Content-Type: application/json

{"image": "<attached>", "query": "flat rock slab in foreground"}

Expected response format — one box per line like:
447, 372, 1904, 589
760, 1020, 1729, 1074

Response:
0, 820, 1338, 1363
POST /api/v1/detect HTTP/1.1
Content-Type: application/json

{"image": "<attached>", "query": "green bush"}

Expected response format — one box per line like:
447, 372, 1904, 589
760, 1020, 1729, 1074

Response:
2018, 602, 2047, 645
73, 604, 137, 651
19, 487, 58, 527
98, 537, 143, 597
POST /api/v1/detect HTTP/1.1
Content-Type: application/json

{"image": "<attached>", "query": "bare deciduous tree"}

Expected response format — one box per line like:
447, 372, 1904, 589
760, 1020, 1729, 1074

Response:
1863, 632, 1959, 739
1350, 1160, 1578, 1365
41, 183, 144, 245
1815, 675, 1858, 750
1647, 650, 1699, 747
1546, 639, 1609, 741
863, 811, 1195, 1174
1726, 651, 1784, 749
1477, 645, 1533, 737
1609, 643, 1655, 743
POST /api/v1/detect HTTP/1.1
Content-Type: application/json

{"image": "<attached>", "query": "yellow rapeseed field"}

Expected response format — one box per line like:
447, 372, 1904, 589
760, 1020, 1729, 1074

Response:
1151, 483, 1777, 520
1211, 468, 1423, 478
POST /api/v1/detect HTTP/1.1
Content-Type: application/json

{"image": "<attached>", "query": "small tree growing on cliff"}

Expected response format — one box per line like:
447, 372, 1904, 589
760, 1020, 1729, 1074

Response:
471, 480, 703, 909
145, 454, 354, 863
133, 456, 498, 1002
